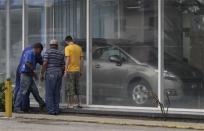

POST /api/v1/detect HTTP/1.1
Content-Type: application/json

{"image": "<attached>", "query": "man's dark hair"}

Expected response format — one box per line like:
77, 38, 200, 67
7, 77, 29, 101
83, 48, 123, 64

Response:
65, 35, 73, 42
33, 42, 43, 50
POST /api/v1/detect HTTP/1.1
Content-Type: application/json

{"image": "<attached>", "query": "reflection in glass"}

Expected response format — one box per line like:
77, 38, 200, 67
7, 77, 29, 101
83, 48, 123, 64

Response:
49, 0, 87, 104
10, 0, 22, 81
90, 0, 159, 107
164, 0, 204, 109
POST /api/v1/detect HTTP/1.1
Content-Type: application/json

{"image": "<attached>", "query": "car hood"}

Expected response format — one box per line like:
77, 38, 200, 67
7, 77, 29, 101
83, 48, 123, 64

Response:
164, 61, 203, 80
141, 60, 203, 80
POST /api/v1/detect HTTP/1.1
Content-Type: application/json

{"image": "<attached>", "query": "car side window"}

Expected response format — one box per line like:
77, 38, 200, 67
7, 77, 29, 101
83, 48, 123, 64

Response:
100, 48, 120, 60
93, 47, 129, 62
93, 48, 105, 60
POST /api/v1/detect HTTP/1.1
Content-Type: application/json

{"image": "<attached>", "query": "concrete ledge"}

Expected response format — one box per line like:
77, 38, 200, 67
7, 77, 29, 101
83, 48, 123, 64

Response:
1, 112, 204, 130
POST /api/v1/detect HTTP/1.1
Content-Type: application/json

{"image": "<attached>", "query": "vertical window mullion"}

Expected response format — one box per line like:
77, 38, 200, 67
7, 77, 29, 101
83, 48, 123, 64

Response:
158, 0, 164, 106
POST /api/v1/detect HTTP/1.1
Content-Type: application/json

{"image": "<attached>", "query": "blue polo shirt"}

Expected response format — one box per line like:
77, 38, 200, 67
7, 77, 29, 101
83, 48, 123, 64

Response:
20, 49, 37, 73
17, 47, 43, 74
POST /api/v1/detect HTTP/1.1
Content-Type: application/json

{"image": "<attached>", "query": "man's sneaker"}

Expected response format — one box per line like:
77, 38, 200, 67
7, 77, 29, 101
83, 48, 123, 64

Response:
73, 105, 82, 110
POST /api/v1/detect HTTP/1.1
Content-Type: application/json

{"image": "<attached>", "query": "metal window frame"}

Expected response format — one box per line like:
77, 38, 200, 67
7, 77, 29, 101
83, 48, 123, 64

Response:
44, 0, 48, 49
86, 0, 92, 105
22, 0, 28, 50
6, 0, 10, 79
158, 0, 164, 105
86, 0, 204, 116
85, 0, 163, 110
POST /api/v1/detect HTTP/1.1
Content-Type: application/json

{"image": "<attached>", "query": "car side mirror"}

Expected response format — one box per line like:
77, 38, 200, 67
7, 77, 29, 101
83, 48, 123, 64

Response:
109, 55, 122, 66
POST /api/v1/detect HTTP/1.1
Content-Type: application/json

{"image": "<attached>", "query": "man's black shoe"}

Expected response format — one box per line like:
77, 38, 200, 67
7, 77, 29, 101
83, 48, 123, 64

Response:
14, 110, 24, 114
40, 104, 46, 111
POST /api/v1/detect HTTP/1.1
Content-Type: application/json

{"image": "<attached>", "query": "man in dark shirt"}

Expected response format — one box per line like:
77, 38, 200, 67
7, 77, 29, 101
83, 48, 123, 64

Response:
14, 43, 45, 113
40, 40, 65, 115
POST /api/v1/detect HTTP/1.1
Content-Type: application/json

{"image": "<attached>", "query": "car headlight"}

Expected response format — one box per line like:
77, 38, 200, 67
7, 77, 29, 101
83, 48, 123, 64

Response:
153, 69, 178, 81
164, 71, 178, 81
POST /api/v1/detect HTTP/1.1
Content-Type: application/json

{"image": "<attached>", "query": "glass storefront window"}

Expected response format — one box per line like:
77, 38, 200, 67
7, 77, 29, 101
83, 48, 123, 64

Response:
90, 0, 158, 107
27, 0, 47, 102
50, 0, 87, 104
3, 0, 204, 114
26, 0, 87, 104
10, 0, 22, 82
164, 0, 204, 109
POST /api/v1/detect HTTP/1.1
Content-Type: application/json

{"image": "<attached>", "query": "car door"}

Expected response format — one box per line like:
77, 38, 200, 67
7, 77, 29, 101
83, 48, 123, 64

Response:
92, 47, 128, 97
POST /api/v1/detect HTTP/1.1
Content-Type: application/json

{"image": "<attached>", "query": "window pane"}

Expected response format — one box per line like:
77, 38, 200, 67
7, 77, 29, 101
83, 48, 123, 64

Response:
91, 0, 158, 107
10, 0, 22, 82
51, 0, 87, 104
164, 0, 204, 109
27, 0, 47, 103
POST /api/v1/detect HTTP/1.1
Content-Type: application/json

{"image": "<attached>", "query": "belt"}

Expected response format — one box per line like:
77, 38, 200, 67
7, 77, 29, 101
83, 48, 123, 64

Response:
21, 72, 33, 76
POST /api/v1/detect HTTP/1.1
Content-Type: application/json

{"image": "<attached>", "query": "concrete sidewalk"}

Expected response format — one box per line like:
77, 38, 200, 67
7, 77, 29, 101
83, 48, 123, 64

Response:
0, 112, 204, 130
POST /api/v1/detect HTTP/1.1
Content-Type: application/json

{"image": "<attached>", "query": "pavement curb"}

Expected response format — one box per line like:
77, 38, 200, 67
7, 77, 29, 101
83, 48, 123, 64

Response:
0, 113, 204, 130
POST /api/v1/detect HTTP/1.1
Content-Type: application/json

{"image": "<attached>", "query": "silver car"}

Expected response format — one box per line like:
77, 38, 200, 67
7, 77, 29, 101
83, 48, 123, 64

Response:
79, 39, 183, 106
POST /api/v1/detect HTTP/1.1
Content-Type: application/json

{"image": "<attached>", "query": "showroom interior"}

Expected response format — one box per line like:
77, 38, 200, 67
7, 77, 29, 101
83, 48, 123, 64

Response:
1, 0, 204, 116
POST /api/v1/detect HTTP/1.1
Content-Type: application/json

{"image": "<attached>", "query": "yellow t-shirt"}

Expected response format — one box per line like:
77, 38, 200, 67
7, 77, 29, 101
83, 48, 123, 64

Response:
65, 42, 83, 72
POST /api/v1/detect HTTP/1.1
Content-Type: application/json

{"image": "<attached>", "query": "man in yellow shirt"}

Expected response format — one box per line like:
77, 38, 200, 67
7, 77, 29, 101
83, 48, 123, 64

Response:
64, 36, 83, 109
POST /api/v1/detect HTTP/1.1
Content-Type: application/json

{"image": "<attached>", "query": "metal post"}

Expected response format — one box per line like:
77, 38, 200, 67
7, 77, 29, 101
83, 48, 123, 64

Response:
44, 0, 48, 49
4, 79, 12, 117
6, 0, 10, 79
22, 0, 28, 50
117, 0, 121, 39
86, 0, 92, 105
52, 0, 55, 39
158, 0, 164, 105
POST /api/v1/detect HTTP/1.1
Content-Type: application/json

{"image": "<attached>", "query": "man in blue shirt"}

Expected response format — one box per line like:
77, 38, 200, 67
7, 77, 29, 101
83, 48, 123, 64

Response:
14, 46, 43, 112
14, 43, 45, 113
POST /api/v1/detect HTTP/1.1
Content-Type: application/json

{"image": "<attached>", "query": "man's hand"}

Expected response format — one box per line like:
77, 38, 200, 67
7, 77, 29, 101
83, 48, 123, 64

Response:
80, 72, 82, 77
64, 71, 67, 77
32, 71, 38, 80
40, 74, 44, 81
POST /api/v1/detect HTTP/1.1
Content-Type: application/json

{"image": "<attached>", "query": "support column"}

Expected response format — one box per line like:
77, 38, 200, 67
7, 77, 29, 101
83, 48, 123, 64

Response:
158, 0, 164, 104
22, 0, 28, 50
86, 0, 92, 105
52, 0, 55, 39
44, 0, 48, 49
6, 0, 10, 79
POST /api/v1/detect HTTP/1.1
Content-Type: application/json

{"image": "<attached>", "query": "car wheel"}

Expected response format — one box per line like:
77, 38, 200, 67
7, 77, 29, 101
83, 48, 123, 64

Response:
128, 79, 153, 106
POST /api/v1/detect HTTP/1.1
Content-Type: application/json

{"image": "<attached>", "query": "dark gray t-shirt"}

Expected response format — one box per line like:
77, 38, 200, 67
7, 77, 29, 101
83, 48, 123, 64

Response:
43, 48, 65, 72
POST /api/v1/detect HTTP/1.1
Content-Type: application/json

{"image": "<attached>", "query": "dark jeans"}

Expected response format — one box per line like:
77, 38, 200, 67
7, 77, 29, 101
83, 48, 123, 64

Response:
14, 74, 45, 112
14, 71, 30, 111
45, 71, 62, 114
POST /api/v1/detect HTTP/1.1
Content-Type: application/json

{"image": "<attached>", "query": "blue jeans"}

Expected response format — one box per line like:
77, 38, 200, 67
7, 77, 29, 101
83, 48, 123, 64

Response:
45, 71, 62, 114
14, 71, 30, 111
14, 74, 45, 112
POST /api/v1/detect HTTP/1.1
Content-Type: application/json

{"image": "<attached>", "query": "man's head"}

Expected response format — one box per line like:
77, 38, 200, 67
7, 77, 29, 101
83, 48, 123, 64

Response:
33, 42, 43, 54
65, 35, 73, 45
49, 39, 59, 49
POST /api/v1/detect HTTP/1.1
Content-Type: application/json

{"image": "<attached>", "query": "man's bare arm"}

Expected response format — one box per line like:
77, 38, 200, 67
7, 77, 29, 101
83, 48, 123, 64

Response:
65, 56, 70, 75
80, 57, 84, 75
40, 60, 48, 75
40, 60, 48, 81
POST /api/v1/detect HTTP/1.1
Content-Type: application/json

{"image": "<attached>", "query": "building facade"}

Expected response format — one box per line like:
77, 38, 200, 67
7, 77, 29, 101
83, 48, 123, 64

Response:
1, 0, 204, 116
